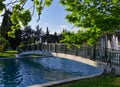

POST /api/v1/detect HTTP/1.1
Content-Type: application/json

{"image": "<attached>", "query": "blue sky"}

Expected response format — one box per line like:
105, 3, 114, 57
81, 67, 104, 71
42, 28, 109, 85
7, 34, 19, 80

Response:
0, 0, 79, 34
29, 0, 74, 34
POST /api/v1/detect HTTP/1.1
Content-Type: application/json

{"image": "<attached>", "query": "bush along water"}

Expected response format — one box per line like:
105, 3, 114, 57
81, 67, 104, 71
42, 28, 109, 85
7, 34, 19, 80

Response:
0, 38, 9, 52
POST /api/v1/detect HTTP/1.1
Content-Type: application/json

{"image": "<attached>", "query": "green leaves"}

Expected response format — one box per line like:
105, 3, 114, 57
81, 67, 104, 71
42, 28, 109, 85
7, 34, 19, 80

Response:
0, 2, 5, 13
34, 0, 53, 15
112, 0, 119, 4
60, 30, 86, 47
61, 27, 101, 47
45, 0, 53, 7
19, 10, 31, 26
60, 0, 120, 46
0, 37, 9, 52
34, 0, 43, 21
34, 0, 39, 5
10, 9, 31, 28
0, 0, 53, 38
9, 3, 31, 37
8, 31, 15, 38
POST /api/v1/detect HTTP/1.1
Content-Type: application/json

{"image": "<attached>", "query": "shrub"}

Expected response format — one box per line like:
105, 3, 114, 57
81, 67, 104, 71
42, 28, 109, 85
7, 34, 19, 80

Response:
0, 38, 9, 52
18, 42, 24, 48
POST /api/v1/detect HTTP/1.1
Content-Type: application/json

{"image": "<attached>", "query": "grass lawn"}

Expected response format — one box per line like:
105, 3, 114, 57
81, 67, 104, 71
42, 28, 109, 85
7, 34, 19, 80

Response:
0, 50, 18, 58
57, 74, 120, 87
21, 54, 44, 58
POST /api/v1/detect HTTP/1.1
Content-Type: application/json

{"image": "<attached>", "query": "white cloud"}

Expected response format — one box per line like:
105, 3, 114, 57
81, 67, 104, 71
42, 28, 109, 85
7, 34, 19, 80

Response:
59, 25, 70, 30
59, 25, 80, 33
70, 27, 80, 33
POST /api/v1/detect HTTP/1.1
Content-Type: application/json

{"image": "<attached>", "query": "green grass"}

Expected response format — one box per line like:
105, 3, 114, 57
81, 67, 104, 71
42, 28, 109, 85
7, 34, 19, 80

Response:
0, 50, 18, 58
56, 74, 120, 87
21, 54, 44, 58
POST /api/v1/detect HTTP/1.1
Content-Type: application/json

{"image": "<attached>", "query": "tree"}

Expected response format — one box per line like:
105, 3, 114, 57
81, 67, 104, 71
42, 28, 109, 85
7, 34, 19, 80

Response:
0, 0, 120, 46
60, 0, 120, 46
9, 29, 22, 49
21, 25, 34, 44
0, 9, 12, 39
0, 9, 22, 49
45, 27, 50, 43
0, 0, 53, 37
53, 32, 58, 43
35, 25, 43, 42
0, 38, 9, 52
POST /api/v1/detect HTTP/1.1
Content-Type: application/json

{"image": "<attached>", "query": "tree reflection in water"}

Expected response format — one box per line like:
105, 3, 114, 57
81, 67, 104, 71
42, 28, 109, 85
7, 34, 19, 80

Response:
0, 59, 22, 87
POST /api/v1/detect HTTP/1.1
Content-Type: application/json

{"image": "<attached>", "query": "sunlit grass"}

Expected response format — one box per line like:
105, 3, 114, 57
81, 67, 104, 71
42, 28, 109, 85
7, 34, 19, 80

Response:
0, 50, 18, 58
21, 54, 47, 58
21, 54, 44, 58
57, 74, 120, 87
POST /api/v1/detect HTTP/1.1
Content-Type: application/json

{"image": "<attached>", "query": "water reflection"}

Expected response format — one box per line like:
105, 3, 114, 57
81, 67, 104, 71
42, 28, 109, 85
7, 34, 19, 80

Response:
20, 58, 78, 86
0, 59, 22, 87
21, 57, 101, 84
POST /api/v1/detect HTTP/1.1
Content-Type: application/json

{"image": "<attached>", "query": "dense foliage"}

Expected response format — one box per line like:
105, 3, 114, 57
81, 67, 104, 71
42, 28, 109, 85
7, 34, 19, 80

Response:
0, 9, 22, 49
60, 0, 120, 46
0, 38, 9, 52
0, 0, 53, 37
21, 25, 60, 44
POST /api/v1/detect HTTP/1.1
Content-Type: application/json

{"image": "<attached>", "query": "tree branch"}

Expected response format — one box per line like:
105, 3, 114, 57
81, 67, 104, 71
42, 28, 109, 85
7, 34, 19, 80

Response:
6, 0, 19, 6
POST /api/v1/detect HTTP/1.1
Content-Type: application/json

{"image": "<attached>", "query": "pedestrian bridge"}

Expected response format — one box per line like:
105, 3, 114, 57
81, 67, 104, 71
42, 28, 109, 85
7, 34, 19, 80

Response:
17, 43, 120, 74
18, 43, 120, 66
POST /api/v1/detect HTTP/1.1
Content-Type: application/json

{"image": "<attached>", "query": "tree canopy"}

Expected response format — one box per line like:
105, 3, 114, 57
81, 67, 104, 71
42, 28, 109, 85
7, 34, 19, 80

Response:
0, 0, 53, 37
0, 0, 120, 46
60, 0, 120, 46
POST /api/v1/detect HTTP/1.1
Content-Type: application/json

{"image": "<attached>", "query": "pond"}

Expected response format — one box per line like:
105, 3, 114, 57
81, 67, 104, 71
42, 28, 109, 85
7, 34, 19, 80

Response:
0, 57, 102, 87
